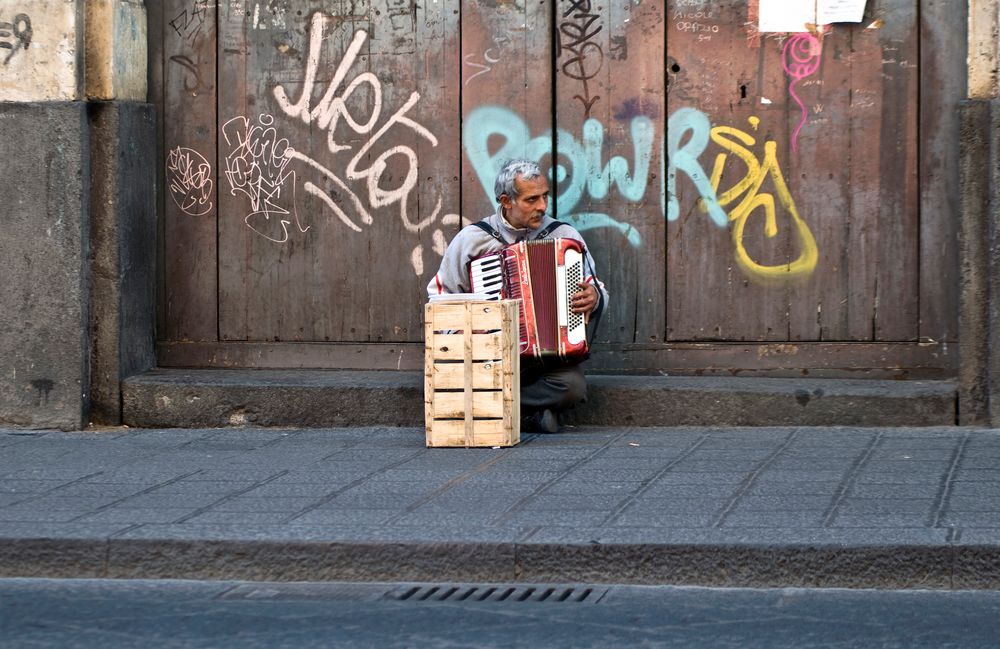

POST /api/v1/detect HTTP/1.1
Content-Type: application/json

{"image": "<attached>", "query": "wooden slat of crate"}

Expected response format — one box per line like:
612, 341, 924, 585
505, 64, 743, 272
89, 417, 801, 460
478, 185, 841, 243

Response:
424, 300, 520, 447
433, 391, 504, 419
426, 420, 511, 448
429, 302, 507, 330
430, 360, 508, 390
429, 333, 505, 361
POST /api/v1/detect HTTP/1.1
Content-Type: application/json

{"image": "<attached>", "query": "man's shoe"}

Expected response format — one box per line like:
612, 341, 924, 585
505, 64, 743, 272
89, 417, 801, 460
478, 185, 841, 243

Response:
522, 408, 560, 433
537, 408, 560, 433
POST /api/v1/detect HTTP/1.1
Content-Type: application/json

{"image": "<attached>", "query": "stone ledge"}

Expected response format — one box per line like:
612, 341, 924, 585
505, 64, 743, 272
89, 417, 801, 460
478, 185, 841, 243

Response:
121, 369, 957, 429
581, 375, 958, 427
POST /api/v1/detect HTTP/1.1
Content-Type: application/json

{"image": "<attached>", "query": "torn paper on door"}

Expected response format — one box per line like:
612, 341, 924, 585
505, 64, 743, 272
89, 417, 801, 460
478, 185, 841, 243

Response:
758, 0, 815, 33
816, 0, 868, 24
757, 0, 869, 32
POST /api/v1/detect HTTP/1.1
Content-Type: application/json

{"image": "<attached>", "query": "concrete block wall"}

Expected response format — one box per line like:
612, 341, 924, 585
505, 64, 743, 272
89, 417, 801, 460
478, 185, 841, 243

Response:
961, 1, 1000, 426
0, 0, 146, 102
968, 0, 1000, 101
0, 1, 83, 101
959, 101, 991, 425
0, 0, 154, 429
0, 104, 91, 428
85, 0, 147, 100
88, 102, 157, 425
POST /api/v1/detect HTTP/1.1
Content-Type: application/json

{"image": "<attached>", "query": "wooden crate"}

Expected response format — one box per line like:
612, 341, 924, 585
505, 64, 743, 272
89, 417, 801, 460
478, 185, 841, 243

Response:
424, 300, 520, 447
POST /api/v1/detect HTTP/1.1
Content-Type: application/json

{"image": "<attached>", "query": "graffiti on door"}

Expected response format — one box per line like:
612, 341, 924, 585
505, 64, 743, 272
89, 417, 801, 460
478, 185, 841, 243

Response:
208, 11, 817, 284
466, 105, 818, 283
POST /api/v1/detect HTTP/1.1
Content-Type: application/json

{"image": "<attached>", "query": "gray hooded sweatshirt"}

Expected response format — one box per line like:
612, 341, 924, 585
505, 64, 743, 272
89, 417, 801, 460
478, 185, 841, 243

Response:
426, 206, 609, 315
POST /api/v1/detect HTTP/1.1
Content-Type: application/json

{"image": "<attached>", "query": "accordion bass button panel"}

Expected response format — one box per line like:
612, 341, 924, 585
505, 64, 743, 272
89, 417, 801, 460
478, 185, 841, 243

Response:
558, 247, 587, 346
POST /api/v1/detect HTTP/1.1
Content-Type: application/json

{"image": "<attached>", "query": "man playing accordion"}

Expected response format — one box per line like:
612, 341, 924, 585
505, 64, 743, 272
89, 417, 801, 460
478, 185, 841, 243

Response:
426, 159, 608, 433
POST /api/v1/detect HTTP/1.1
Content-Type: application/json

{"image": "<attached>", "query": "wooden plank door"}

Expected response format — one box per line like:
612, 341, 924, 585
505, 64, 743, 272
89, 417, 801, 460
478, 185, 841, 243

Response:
216, 0, 459, 345
554, 0, 667, 346
461, 0, 553, 222
161, 0, 218, 342
154, 0, 962, 376
665, 0, 919, 343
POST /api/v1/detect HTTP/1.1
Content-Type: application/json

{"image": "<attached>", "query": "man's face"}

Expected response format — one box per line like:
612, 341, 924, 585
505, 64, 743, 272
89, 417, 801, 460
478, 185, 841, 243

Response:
500, 174, 550, 230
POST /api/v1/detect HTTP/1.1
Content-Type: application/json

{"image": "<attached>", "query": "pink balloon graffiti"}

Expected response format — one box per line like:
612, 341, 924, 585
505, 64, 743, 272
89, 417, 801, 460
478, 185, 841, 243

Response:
782, 33, 822, 153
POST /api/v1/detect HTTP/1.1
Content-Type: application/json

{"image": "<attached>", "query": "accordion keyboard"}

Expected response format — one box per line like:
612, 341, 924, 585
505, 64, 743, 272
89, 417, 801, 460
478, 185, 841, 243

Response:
469, 255, 503, 300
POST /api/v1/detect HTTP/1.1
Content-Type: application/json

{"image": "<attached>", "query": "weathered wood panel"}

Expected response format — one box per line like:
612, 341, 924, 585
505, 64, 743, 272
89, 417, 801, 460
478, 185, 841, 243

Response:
152, 0, 962, 376
782, 27, 852, 341
667, 0, 920, 343
219, 0, 340, 343
157, 340, 958, 379
367, 0, 461, 342
163, 0, 217, 341
770, 17, 908, 343
217, 1, 459, 343
843, 22, 882, 340
873, 0, 920, 341
666, 0, 788, 341
216, 0, 251, 342
919, 0, 965, 343
150, 2, 165, 340
555, 1, 666, 345
461, 1, 553, 223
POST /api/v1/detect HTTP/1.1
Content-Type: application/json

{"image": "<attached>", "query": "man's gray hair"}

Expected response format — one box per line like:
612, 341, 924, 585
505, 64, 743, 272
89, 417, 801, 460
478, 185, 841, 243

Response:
494, 159, 543, 201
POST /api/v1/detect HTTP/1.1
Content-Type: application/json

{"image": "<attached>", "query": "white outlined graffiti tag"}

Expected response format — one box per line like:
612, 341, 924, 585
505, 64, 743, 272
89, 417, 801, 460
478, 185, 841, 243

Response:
166, 146, 214, 216
221, 113, 308, 243
272, 17, 442, 235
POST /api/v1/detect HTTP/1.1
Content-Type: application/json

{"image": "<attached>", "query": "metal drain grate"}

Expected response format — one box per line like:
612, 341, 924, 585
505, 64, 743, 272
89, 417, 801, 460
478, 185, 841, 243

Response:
384, 584, 607, 604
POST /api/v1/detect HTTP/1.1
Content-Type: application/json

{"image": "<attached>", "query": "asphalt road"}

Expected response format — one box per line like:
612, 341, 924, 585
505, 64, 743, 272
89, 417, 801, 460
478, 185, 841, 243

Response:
2, 578, 999, 648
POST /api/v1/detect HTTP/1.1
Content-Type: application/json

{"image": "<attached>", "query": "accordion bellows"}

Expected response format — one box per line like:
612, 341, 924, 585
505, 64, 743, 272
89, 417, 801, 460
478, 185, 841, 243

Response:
469, 238, 589, 361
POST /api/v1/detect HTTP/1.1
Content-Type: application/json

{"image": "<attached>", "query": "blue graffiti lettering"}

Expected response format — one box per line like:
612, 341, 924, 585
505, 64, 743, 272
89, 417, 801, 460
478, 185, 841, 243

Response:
463, 106, 551, 204
555, 115, 654, 213
461, 105, 817, 284
665, 107, 727, 227
463, 105, 728, 246
464, 106, 657, 243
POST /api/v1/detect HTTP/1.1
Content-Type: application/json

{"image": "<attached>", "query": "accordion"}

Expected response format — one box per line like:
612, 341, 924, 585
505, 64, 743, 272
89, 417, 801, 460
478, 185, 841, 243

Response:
469, 238, 589, 361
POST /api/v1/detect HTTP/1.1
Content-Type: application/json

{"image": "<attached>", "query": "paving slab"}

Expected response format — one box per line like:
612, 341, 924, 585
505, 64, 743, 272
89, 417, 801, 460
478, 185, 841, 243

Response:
1, 425, 999, 588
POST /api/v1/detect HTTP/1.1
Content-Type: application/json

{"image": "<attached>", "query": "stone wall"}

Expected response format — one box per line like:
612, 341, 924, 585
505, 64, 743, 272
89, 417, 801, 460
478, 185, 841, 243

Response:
0, 104, 91, 428
961, 1, 1000, 425
0, 0, 153, 429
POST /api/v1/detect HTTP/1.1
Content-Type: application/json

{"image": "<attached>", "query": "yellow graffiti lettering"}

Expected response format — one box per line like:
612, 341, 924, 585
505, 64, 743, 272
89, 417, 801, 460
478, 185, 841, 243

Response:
705, 119, 818, 284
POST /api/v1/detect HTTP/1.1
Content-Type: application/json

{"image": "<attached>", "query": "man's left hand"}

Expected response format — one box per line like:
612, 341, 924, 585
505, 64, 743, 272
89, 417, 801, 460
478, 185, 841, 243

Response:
571, 282, 599, 316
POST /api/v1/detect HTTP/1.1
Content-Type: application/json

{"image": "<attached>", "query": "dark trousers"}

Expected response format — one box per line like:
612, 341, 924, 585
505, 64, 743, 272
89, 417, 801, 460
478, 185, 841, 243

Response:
520, 364, 587, 414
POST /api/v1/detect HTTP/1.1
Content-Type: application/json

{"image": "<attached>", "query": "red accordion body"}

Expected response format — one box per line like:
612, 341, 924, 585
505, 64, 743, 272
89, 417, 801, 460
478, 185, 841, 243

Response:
469, 238, 589, 361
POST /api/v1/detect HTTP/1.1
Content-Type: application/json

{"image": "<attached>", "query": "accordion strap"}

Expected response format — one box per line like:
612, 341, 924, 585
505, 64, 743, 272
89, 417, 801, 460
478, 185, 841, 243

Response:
471, 220, 507, 246
535, 220, 567, 239
472, 218, 567, 245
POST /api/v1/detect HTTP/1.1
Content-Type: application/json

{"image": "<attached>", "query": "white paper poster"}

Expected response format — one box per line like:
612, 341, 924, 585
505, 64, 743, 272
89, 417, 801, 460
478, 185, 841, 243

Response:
758, 0, 816, 33
758, 0, 868, 32
816, 0, 868, 24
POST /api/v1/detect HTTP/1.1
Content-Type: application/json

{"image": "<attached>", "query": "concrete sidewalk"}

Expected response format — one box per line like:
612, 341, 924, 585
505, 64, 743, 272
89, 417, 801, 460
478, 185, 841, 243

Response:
1, 425, 998, 588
